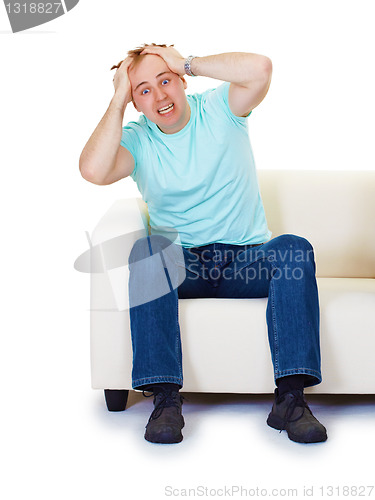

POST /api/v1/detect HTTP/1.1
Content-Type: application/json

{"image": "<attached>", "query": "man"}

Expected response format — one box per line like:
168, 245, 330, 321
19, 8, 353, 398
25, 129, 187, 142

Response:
79, 43, 327, 445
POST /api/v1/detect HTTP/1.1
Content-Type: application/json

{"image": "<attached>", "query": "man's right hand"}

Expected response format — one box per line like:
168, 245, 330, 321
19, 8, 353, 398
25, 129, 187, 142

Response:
112, 56, 133, 105
79, 56, 136, 185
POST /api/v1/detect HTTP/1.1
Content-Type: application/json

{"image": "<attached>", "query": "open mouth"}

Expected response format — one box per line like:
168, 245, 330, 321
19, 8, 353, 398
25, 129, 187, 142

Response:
158, 103, 174, 115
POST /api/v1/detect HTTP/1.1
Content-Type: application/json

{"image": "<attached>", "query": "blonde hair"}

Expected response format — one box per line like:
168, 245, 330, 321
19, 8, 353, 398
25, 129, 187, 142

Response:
110, 43, 172, 71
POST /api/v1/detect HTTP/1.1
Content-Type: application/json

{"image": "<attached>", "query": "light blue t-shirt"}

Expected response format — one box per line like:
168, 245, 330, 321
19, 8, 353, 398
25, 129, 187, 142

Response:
120, 82, 272, 248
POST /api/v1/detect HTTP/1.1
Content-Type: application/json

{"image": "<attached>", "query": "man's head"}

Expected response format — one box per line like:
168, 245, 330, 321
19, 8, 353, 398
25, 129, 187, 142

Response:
112, 44, 190, 134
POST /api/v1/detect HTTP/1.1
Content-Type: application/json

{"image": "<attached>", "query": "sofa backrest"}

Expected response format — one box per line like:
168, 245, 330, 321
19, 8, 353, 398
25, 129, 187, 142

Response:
91, 171, 375, 280
257, 170, 375, 278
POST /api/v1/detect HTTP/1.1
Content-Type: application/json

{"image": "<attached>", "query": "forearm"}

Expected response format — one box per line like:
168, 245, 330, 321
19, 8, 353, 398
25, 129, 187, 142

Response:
190, 52, 271, 87
79, 91, 128, 184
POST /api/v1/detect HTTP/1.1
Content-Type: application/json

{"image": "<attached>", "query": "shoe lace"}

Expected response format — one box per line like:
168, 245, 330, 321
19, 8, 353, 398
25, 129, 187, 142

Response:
278, 389, 311, 432
143, 387, 184, 422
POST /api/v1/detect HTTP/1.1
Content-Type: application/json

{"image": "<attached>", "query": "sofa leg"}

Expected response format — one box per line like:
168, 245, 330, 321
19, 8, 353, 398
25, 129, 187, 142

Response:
104, 389, 129, 411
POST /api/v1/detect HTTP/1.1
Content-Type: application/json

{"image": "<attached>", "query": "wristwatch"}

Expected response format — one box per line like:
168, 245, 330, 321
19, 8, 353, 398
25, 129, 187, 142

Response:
184, 55, 197, 77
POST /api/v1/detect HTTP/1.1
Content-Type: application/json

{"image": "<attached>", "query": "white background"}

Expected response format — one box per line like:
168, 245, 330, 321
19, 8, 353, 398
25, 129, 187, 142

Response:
1, 1, 374, 499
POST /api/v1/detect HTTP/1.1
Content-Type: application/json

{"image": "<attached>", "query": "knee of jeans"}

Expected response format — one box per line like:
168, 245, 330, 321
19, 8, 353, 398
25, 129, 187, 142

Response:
292, 235, 315, 266
128, 235, 172, 265
277, 234, 314, 255
268, 235, 316, 272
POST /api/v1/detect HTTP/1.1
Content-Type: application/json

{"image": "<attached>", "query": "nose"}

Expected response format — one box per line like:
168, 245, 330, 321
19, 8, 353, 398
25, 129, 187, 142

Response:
155, 86, 167, 101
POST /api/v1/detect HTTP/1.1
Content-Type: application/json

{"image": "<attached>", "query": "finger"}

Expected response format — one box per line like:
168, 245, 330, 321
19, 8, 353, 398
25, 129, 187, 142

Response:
119, 56, 132, 68
110, 61, 122, 71
111, 55, 131, 71
140, 47, 160, 55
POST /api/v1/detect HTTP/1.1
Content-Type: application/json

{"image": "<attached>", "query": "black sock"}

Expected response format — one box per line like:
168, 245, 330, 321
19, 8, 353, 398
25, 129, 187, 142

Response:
144, 383, 180, 395
276, 375, 305, 397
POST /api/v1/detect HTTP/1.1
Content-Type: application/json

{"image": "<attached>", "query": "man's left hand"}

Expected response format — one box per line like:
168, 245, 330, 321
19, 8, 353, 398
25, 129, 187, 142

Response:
140, 45, 186, 77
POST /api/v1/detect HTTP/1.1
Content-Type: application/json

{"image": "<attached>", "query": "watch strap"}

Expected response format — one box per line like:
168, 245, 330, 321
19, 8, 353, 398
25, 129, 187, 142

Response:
184, 55, 197, 77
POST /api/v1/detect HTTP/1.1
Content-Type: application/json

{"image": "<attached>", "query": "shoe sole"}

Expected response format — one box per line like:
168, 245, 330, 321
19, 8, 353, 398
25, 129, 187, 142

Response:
144, 420, 185, 444
144, 431, 183, 444
267, 413, 327, 443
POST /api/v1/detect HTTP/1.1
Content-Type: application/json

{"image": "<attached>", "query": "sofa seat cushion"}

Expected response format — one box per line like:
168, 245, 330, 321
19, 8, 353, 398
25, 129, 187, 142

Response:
90, 278, 375, 394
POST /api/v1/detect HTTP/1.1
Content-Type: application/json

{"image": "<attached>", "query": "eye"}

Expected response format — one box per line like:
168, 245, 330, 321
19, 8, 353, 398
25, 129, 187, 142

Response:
141, 88, 150, 95
162, 79, 169, 85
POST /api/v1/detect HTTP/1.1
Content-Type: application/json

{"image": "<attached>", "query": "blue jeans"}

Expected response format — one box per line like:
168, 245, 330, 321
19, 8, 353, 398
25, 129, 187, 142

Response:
128, 234, 321, 390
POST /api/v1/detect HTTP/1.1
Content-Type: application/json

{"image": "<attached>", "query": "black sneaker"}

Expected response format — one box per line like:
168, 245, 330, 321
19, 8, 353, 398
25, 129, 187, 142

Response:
267, 389, 327, 443
144, 387, 184, 444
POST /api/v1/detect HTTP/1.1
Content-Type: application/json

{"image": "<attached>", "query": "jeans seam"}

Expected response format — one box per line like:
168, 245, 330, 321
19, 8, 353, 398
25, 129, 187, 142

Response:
269, 260, 279, 374
175, 294, 183, 382
133, 375, 183, 389
224, 252, 270, 275
275, 368, 321, 375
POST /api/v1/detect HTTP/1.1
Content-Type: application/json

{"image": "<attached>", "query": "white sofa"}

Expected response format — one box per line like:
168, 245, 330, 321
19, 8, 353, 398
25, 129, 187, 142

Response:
86, 170, 375, 410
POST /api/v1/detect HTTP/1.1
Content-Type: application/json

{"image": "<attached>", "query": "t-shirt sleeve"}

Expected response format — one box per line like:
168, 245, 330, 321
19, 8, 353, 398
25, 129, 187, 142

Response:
202, 82, 251, 130
120, 123, 142, 180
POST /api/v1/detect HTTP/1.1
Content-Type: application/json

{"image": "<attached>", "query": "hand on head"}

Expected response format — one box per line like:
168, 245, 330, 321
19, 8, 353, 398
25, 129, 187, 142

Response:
140, 45, 185, 77
111, 56, 134, 104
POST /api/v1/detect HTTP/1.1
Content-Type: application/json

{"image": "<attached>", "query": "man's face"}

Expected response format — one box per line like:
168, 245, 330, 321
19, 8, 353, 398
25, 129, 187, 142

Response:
129, 54, 190, 134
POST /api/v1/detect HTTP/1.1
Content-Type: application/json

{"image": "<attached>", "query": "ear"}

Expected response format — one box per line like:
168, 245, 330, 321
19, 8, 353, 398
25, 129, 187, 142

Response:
180, 76, 188, 90
132, 99, 139, 112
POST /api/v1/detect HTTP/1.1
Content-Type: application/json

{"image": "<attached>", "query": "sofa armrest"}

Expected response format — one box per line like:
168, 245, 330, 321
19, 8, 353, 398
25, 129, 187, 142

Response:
90, 198, 149, 311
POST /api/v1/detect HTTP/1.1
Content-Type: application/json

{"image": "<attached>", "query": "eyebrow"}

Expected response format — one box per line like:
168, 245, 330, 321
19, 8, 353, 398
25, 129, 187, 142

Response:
134, 71, 171, 92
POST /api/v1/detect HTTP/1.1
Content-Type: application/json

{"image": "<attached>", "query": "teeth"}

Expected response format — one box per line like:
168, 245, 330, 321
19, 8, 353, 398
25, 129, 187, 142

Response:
158, 104, 173, 114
